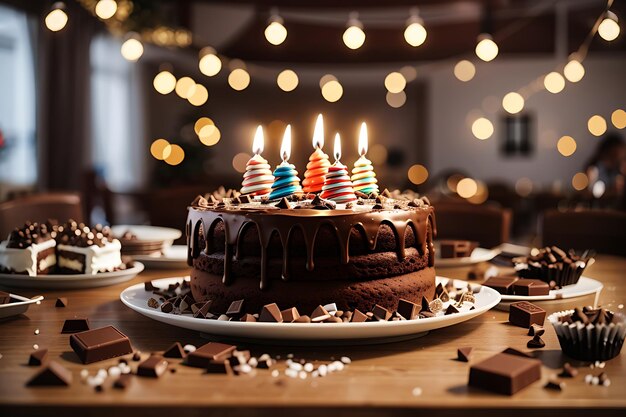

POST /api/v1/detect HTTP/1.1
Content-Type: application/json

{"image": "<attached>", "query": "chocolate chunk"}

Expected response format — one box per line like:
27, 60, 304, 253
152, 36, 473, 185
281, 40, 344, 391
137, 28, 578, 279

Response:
445, 305, 460, 315
381, 188, 391, 197
509, 301, 546, 328
147, 298, 159, 309
457, 347, 473, 362
350, 309, 368, 323
61, 318, 90, 333
163, 342, 186, 359
294, 315, 311, 323
55, 297, 68, 308
179, 294, 194, 313
311, 305, 331, 322
193, 301, 213, 319
544, 380, 565, 391
259, 303, 283, 323
186, 342, 236, 368
276, 198, 292, 209
113, 374, 132, 389
469, 352, 541, 395
226, 299, 245, 317
571, 307, 590, 325
325, 316, 342, 323
132, 352, 141, 361
560, 363, 578, 378
137, 355, 168, 377
421, 296, 432, 313
27, 361, 72, 387
527, 336, 545, 349
483, 276, 519, 294
397, 299, 420, 320
281, 307, 300, 322
69, 326, 133, 364
372, 304, 391, 321
28, 348, 48, 366
501, 347, 534, 359
144, 281, 156, 292
205, 360, 233, 375
240, 313, 257, 322
528, 324, 545, 337
160, 301, 174, 313
513, 279, 550, 296
435, 283, 450, 302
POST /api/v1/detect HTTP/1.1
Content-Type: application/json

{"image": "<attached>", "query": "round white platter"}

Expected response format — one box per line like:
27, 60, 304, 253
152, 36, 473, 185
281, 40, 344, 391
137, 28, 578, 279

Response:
111, 225, 182, 246
130, 245, 189, 269
436, 247, 500, 268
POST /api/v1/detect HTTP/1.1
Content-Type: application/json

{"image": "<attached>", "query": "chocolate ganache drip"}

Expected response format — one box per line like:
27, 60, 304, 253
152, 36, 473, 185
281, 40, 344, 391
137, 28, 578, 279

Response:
186, 196, 436, 290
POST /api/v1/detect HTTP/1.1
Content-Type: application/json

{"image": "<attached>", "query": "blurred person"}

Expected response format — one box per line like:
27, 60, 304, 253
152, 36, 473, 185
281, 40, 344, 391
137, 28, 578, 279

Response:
585, 132, 625, 199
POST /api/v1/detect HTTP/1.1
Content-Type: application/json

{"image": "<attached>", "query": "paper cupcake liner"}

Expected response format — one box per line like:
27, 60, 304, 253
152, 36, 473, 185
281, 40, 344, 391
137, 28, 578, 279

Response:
516, 261, 587, 288
548, 310, 626, 362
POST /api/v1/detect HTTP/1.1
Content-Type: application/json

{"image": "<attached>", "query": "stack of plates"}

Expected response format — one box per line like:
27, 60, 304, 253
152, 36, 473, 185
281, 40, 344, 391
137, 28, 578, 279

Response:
112, 225, 182, 256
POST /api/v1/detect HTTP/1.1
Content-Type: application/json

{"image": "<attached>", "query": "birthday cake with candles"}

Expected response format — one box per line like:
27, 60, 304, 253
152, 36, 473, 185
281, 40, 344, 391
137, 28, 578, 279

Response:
185, 117, 436, 315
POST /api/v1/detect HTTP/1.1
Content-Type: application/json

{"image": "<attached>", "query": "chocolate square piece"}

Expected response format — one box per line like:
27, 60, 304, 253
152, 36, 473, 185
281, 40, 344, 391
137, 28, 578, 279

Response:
350, 309, 368, 323
513, 279, 550, 296
61, 318, 90, 333
372, 304, 391, 321
26, 361, 72, 387
186, 342, 236, 368
509, 301, 546, 328
397, 299, 420, 320
69, 326, 133, 364
311, 305, 331, 322
259, 303, 283, 323
28, 348, 48, 366
240, 313, 256, 322
483, 276, 519, 294
55, 297, 68, 308
281, 307, 300, 322
205, 360, 233, 375
226, 300, 245, 317
457, 347, 473, 362
137, 355, 168, 377
163, 342, 186, 358
294, 315, 311, 323
469, 352, 541, 395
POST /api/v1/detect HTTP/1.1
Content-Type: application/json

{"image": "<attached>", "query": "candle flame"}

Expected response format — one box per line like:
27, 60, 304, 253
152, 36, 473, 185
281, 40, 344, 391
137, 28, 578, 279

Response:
358, 122, 368, 156
252, 125, 264, 155
312, 114, 324, 149
280, 124, 292, 162
334, 132, 341, 162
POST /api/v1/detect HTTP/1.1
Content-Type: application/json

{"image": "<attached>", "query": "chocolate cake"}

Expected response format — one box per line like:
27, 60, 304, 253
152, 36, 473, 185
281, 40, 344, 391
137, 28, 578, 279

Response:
56, 221, 122, 274
186, 193, 437, 313
0, 222, 57, 275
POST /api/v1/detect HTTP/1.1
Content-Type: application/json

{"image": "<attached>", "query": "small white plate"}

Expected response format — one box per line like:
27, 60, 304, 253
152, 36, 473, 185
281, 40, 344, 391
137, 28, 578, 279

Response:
0, 294, 43, 318
111, 225, 182, 246
495, 276, 603, 308
130, 245, 189, 269
436, 247, 500, 268
120, 276, 501, 343
0, 262, 144, 290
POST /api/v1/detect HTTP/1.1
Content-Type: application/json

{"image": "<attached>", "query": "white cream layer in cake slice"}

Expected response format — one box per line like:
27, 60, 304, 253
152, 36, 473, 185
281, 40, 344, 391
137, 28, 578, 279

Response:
0, 238, 57, 276
57, 239, 122, 274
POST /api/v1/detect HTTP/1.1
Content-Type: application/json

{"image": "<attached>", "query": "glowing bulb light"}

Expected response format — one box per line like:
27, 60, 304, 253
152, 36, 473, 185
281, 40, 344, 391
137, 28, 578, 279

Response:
199, 47, 221, 77
557, 135, 577, 157
153, 70, 176, 95
384, 72, 407, 93
277, 69, 298, 92
471, 117, 494, 140
228, 68, 250, 91
475, 34, 498, 62
95, 0, 117, 20
45, 3, 68, 32
454, 60, 476, 82
598, 12, 620, 41
175, 77, 196, 99
343, 14, 365, 50
544, 72, 565, 94
321, 80, 343, 102
188, 84, 208, 106
265, 15, 287, 46
502, 92, 524, 114
404, 14, 427, 47
563, 59, 585, 83
588, 115, 607, 137
121, 36, 143, 61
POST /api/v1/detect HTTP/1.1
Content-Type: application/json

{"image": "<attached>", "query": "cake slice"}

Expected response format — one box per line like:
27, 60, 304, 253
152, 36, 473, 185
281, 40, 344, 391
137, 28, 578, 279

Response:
56, 221, 122, 274
0, 222, 57, 275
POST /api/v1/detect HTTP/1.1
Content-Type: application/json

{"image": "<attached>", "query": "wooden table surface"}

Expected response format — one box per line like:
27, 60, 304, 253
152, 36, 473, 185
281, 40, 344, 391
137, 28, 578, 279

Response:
0, 255, 624, 417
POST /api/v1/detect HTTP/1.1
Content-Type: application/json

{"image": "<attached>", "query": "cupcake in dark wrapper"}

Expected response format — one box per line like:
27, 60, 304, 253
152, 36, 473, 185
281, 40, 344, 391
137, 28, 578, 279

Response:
513, 246, 592, 289
548, 307, 625, 362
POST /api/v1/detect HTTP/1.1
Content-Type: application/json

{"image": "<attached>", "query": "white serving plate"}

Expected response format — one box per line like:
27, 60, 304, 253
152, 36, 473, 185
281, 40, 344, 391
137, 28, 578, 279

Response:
0, 262, 144, 290
130, 245, 189, 269
0, 293, 44, 318
495, 276, 603, 310
120, 276, 501, 343
436, 247, 500, 268
111, 225, 182, 246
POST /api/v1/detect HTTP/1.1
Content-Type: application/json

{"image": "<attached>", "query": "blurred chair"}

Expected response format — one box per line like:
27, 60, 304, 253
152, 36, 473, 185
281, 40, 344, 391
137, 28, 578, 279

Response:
542, 209, 626, 256
147, 186, 207, 243
0, 193, 84, 239
434, 202, 512, 248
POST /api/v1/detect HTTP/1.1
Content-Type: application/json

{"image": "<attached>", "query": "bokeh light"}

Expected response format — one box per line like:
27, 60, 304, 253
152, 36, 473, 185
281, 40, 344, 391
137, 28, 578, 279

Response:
95, 0, 117, 20
587, 115, 607, 137
563, 59, 585, 83
544, 72, 565, 94
598, 13, 620, 41
471, 117, 494, 140
265, 20, 287, 46
447, 174, 464, 193
557, 136, 577, 157
277, 69, 299, 92
164, 144, 184, 166
407, 164, 429, 185
45, 5, 68, 32
198, 124, 221, 146
150, 139, 170, 160
454, 60, 476, 82
467, 180, 488, 204
457, 178, 478, 198
592, 181, 606, 198
319, 74, 337, 88
232, 152, 251, 173
384, 72, 407, 93
153, 71, 176, 95
228, 68, 250, 91
502, 92, 524, 114
321, 80, 343, 102
515, 177, 534, 197
399, 66, 418, 82
386, 91, 407, 108
369, 144, 388, 165
404, 20, 427, 47
343, 24, 365, 50
611, 109, 626, 129
120, 37, 143, 62
199, 48, 222, 77
572, 172, 589, 191
187, 84, 208, 106
194, 117, 214, 135
475, 35, 498, 62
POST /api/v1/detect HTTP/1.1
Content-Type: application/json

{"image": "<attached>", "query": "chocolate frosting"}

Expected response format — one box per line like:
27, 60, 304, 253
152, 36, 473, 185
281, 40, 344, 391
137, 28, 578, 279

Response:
187, 200, 436, 290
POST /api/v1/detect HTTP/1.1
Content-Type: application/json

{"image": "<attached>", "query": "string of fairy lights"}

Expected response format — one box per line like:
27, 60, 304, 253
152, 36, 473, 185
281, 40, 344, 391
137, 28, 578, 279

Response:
42, 0, 624, 200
